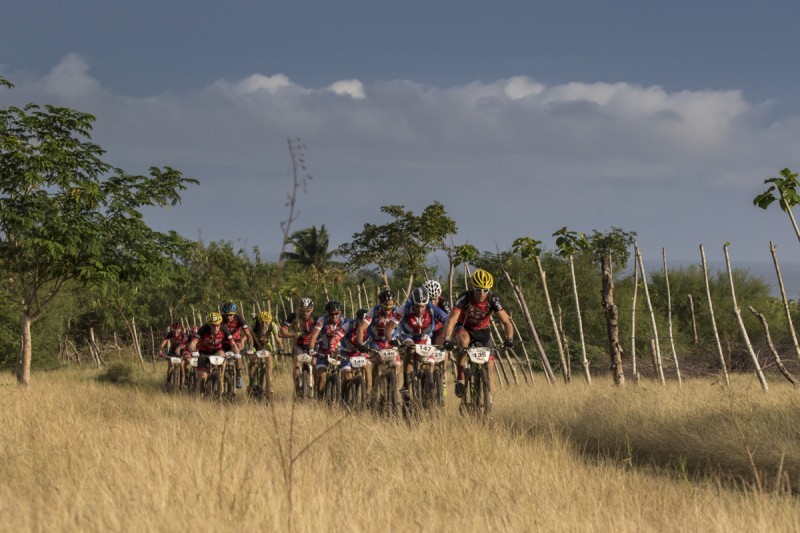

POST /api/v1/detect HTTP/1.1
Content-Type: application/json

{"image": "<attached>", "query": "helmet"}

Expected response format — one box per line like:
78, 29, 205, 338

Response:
422, 279, 442, 299
356, 308, 368, 322
221, 302, 236, 314
378, 289, 396, 303
258, 311, 272, 323
470, 269, 494, 290
170, 322, 183, 333
325, 300, 342, 313
299, 298, 314, 309
207, 312, 223, 325
411, 287, 430, 306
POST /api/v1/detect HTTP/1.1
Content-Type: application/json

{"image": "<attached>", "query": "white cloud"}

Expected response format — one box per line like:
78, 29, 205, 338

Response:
5, 54, 800, 263
327, 79, 365, 99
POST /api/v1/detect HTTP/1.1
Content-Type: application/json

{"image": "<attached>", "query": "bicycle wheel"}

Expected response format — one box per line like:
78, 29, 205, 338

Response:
302, 366, 311, 400
420, 368, 434, 410
223, 368, 235, 401
263, 366, 272, 405
165, 366, 176, 393
479, 366, 492, 420
386, 368, 398, 417
351, 375, 365, 412
327, 371, 341, 407
210, 373, 222, 400
433, 368, 443, 407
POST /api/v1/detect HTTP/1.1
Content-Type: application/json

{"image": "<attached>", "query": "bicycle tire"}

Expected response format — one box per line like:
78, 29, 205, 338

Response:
479, 366, 492, 420
210, 373, 222, 400
351, 375, 365, 411
420, 368, 434, 410
302, 366, 311, 400
326, 371, 340, 407
263, 366, 272, 405
433, 368, 443, 407
386, 368, 398, 417
223, 368, 235, 401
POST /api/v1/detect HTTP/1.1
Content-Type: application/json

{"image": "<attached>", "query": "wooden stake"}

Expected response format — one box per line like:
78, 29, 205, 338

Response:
535, 256, 569, 383
748, 306, 798, 386
687, 294, 699, 345
724, 243, 768, 392
631, 254, 639, 379
700, 244, 730, 385
662, 248, 682, 386
635, 245, 664, 384
769, 241, 800, 364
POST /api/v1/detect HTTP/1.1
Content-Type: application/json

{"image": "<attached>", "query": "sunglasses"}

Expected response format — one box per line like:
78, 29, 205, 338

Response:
473, 288, 489, 294
380, 303, 394, 309
414, 304, 426, 309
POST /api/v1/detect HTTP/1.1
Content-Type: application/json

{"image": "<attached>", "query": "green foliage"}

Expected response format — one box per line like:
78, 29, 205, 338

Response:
754, 168, 800, 211
588, 227, 637, 270
282, 225, 337, 268
553, 227, 589, 258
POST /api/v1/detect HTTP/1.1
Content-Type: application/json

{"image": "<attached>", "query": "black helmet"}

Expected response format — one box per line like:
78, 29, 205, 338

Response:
411, 287, 430, 306
378, 289, 396, 303
325, 300, 342, 313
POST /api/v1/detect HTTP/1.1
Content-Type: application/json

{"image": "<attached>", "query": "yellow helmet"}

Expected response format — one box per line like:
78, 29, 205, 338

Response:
259, 311, 272, 323
470, 269, 494, 290
207, 312, 223, 325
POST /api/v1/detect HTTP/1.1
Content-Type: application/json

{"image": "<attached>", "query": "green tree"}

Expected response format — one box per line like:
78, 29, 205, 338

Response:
0, 78, 196, 385
753, 168, 800, 245
282, 225, 336, 268
338, 202, 457, 291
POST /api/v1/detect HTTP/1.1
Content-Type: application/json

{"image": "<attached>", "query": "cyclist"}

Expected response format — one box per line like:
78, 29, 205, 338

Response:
279, 298, 317, 396
422, 279, 452, 392
330, 308, 370, 399
396, 287, 449, 392
307, 300, 347, 399
248, 310, 281, 395
442, 269, 514, 398
356, 288, 401, 404
188, 312, 241, 394
158, 322, 190, 387
220, 302, 254, 389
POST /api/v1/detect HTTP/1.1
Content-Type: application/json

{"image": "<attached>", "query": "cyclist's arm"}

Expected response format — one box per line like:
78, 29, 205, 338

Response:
443, 307, 462, 339
495, 309, 514, 342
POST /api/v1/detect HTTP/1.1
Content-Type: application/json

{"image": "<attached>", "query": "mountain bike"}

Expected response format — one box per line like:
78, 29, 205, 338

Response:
402, 343, 438, 418
205, 354, 226, 400
221, 352, 237, 401
373, 347, 401, 417
186, 353, 199, 393
249, 349, 272, 403
163, 355, 183, 393
295, 352, 315, 400
322, 354, 342, 408
457, 345, 493, 422
342, 354, 368, 412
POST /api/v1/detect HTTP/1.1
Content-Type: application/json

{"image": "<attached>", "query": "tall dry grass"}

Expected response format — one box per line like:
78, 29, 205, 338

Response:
1, 368, 799, 532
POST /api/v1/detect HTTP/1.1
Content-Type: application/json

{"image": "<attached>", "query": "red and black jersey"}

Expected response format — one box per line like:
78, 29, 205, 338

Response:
194, 324, 234, 353
163, 330, 187, 348
283, 313, 316, 347
454, 290, 504, 331
221, 314, 249, 341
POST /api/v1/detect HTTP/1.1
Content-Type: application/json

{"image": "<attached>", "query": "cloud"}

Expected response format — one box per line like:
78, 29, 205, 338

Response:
4, 54, 800, 263
327, 79, 365, 99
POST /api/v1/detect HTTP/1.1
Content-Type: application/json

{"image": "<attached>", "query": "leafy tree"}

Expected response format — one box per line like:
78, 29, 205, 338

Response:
0, 78, 196, 385
282, 224, 336, 268
753, 168, 800, 245
338, 202, 457, 290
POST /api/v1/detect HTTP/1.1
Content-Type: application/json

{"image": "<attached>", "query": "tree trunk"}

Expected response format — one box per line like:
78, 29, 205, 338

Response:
687, 294, 699, 345
535, 256, 569, 383
748, 306, 798, 387
601, 255, 625, 386
636, 246, 665, 384
16, 314, 34, 386
662, 248, 682, 386
700, 244, 730, 386
501, 269, 555, 384
769, 241, 800, 363
724, 244, 768, 392
569, 255, 591, 384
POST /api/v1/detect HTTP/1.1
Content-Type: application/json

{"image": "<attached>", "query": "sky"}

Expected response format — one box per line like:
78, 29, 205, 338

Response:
3, 0, 800, 274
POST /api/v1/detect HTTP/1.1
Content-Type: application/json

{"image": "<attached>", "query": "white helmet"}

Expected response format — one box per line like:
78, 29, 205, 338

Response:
422, 279, 442, 299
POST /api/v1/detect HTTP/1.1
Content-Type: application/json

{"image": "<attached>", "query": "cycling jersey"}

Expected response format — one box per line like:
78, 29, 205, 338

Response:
251, 319, 279, 351
163, 330, 187, 349
361, 304, 400, 342
396, 301, 448, 341
453, 290, 504, 331
221, 314, 249, 342
283, 313, 316, 349
194, 324, 235, 354
312, 315, 346, 355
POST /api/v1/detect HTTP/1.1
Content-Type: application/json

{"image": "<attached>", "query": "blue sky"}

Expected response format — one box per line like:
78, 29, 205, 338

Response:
3, 0, 800, 273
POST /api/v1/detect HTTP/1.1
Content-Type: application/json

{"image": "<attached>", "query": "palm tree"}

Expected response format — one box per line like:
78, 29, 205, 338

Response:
282, 225, 335, 268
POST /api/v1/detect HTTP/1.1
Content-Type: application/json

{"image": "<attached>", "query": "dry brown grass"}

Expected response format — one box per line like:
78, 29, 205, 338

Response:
1, 368, 799, 532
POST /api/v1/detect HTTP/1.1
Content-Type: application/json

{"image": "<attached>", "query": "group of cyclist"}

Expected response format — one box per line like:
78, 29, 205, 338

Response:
159, 268, 516, 405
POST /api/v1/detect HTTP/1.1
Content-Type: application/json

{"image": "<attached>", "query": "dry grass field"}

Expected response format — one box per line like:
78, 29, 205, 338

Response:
1, 365, 799, 532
